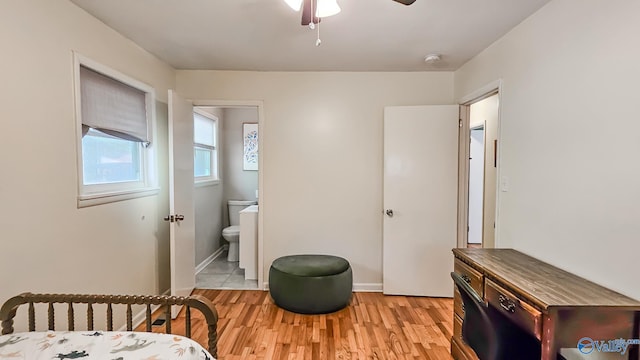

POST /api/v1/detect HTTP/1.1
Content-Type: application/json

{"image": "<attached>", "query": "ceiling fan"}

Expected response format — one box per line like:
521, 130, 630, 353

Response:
286, 0, 416, 26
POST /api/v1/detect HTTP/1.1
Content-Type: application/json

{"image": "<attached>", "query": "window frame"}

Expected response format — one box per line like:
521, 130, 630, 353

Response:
73, 53, 158, 207
193, 109, 220, 186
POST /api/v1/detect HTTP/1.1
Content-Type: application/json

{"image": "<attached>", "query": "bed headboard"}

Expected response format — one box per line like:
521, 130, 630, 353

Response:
0, 292, 219, 357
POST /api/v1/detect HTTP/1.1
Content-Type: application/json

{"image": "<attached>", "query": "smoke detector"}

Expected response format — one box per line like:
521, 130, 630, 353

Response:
424, 54, 442, 63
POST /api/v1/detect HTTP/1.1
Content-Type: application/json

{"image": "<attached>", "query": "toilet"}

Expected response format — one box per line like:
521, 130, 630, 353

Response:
222, 200, 256, 262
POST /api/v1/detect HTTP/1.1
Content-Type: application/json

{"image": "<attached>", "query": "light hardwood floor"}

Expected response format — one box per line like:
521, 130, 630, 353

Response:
153, 289, 454, 360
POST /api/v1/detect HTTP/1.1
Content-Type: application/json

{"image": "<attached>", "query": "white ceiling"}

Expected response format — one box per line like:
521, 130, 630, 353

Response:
69, 0, 551, 71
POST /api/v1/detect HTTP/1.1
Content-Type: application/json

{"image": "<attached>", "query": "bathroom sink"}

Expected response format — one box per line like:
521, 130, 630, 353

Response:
240, 204, 258, 213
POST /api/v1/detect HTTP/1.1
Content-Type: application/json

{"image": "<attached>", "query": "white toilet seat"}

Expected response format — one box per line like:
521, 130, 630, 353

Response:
222, 226, 240, 236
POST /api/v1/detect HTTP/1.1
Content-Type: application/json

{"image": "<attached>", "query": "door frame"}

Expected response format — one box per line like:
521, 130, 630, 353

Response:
192, 99, 266, 289
457, 80, 503, 248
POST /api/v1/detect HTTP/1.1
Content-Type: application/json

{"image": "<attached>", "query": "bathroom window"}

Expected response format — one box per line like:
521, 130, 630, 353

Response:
193, 110, 218, 183
74, 53, 157, 207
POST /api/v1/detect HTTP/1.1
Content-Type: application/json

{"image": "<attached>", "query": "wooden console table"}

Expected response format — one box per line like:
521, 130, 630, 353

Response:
452, 248, 640, 360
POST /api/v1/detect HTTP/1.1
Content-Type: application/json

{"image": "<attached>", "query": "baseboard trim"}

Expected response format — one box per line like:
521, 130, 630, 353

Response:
195, 245, 228, 274
119, 288, 171, 331
261, 282, 383, 293
353, 283, 383, 292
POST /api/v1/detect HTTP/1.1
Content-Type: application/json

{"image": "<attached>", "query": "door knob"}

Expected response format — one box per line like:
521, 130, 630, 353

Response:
175, 214, 185, 221
385, 209, 394, 217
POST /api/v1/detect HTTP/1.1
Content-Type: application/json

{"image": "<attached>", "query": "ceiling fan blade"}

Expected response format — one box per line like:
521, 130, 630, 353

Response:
301, 0, 320, 25
392, 0, 416, 5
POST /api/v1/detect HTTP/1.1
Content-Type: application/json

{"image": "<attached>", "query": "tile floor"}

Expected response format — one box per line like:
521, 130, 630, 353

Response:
196, 250, 259, 289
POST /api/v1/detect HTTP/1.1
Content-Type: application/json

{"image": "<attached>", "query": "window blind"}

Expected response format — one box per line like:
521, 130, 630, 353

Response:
80, 65, 149, 144
194, 112, 215, 147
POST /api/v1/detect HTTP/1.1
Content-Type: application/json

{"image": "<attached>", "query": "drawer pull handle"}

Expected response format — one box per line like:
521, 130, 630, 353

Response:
461, 274, 472, 285
499, 294, 516, 313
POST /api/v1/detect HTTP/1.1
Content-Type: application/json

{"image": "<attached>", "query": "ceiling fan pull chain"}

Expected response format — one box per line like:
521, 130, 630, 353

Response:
316, 19, 322, 46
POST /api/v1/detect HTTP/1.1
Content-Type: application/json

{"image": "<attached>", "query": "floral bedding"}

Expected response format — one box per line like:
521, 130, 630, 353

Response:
0, 331, 215, 360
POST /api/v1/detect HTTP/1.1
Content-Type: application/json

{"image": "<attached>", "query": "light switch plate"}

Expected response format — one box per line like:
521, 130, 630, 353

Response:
500, 176, 509, 192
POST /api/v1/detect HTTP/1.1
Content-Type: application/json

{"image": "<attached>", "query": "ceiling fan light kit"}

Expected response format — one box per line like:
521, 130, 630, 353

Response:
284, 0, 303, 12
284, 0, 415, 46
316, 0, 341, 17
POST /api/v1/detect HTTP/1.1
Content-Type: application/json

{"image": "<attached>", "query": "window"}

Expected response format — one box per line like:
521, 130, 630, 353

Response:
82, 128, 142, 184
74, 54, 157, 207
193, 110, 218, 184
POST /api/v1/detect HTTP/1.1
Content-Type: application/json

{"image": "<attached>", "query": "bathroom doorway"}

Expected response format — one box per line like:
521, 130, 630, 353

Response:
191, 101, 264, 290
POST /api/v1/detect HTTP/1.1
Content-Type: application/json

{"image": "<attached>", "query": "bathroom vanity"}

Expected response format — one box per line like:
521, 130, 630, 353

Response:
239, 205, 258, 280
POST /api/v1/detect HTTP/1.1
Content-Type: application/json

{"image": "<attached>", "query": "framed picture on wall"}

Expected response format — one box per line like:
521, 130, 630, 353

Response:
243, 123, 258, 171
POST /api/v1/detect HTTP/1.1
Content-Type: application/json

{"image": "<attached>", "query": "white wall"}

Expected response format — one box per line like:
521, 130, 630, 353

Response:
176, 71, 454, 287
0, 0, 175, 319
193, 107, 225, 266
455, 0, 640, 299
222, 107, 259, 207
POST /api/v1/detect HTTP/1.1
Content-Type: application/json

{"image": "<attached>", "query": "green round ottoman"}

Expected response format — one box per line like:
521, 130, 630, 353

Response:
269, 254, 352, 314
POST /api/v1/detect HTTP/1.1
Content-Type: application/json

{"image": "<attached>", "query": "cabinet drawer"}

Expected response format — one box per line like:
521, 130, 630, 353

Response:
485, 279, 542, 340
452, 315, 479, 360
454, 258, 484, 296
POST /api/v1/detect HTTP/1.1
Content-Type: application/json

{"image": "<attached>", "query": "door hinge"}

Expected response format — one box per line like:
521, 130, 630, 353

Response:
163, 214, 184, 223
459, 119, 463, 128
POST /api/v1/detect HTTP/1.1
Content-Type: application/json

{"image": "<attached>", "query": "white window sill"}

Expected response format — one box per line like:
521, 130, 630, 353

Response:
78, 187, 160, 208
195, 179, 220, 188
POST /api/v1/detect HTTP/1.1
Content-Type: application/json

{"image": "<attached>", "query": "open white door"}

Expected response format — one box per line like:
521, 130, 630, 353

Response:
383, 105, 458, 297
168, 90, 195, 317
